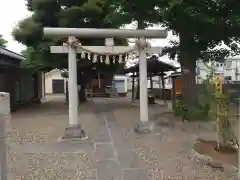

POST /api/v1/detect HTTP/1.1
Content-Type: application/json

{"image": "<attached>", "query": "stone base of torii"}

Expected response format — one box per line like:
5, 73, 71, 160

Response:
44, 27, 167, 140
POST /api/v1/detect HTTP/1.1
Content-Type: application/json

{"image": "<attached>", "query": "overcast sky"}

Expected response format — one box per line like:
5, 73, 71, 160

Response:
0, 0, 31, 53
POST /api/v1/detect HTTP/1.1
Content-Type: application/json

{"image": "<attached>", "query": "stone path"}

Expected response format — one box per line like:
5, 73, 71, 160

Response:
6, 95, 237, 180
93, 99, 148, 180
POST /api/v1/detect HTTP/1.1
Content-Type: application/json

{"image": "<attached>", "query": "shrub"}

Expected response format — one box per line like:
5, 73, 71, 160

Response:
175, 99, 210, 121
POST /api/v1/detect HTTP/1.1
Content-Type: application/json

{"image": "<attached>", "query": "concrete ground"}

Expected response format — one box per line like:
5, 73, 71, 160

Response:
6, 94, 237, 180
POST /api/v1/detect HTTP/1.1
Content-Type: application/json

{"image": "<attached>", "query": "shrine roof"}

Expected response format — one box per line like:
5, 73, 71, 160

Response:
0, 47, 25, 61
123, 55, 178, 75
0, 47, 25, 67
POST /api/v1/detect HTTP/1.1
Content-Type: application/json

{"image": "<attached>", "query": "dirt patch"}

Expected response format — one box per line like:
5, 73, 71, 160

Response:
194, 140, 237, 167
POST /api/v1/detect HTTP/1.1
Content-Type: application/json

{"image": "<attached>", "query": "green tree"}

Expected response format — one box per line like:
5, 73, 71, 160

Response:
13, 0, 130, 102
13, 0, 129, 69
0, 35, 8, 47
156, 0, 240, 106
118, 0, 240, 106
116, 0, 161, 99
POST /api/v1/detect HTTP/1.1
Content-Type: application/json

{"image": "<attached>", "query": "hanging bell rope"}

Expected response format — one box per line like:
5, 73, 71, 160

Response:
76, 44, 137, 56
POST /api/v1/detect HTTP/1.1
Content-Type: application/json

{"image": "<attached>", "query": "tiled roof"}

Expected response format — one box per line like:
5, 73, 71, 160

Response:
0, 47, 25, 61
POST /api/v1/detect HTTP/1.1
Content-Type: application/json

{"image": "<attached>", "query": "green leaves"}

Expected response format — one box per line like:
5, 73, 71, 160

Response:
12, 17, 42, 47
13, 0, 128, 73
0, 35, 8, 47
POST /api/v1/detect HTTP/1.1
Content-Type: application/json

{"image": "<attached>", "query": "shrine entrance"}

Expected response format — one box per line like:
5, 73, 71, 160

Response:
43, 27, 167, 140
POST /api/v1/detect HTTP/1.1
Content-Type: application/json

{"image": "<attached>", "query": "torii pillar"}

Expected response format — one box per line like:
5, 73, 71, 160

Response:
44, 28, 167, 135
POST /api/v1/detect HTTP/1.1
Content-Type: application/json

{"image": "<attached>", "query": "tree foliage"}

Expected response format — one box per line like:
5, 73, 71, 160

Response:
116, 0, 240, 105
0, 35, 8, 47
13, 0, 130, 72
156, 0, 240, 105
13, 0, 240, 105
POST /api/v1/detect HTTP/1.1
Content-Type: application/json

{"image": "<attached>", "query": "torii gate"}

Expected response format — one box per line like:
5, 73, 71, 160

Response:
43, 27, 167, 140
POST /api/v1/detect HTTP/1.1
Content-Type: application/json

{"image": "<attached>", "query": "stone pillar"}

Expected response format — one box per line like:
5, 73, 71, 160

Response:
135, 37, 153, 133
41, 72, 46, 102
0, 92, 10, 180
61, 36, 87, 141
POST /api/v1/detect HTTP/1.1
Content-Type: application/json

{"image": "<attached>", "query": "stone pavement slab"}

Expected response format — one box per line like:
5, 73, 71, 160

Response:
97, 159, 121, 180
118, 149, 145, 169
123, 169, 149, 180
95, 143, 115, 160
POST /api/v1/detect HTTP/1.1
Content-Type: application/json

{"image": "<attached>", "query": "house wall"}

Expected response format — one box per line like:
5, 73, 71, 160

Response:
0, 49, 42, 111
113, 75, 128, 95
0, 67, 41, 111
196, 60, 225, 83
45, 69, 67, 94
196, 58, 240, 82
224, 57, 240, 81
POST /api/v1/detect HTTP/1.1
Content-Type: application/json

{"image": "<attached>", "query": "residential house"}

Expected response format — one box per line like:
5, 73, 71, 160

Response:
0, 47, 43, 111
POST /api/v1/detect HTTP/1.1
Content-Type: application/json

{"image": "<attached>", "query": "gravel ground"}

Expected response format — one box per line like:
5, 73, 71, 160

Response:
4, 95, 238, 180
97, 97, 237, 180
7, 95, 97, 180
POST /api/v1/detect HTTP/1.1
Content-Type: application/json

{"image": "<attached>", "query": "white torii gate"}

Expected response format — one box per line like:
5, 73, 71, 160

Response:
44, 27, 167, 140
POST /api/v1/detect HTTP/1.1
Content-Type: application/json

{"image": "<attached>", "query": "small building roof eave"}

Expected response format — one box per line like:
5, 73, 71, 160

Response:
123, 55, 178, 74
0, 47, 25, 61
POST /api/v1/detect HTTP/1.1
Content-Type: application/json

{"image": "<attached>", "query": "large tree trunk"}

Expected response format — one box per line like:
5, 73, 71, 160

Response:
179, 33, 198, 106
180, 51, 198, 106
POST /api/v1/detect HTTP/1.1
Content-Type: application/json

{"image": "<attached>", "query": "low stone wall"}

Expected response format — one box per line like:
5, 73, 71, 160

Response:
0, 92, 10, 180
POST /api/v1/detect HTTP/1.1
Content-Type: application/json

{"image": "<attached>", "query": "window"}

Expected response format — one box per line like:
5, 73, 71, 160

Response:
225, 76, 231, 81
226, 61, 232, 69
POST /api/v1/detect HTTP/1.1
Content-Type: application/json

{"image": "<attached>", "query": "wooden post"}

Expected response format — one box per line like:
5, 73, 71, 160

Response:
97, 71, 101, 89
131, 72, 135, 102
215, 76, 223, 150
150, 74, 153, 89
161, 73, 167, 106
171, 72, 181, 111
136, 72, 140, 100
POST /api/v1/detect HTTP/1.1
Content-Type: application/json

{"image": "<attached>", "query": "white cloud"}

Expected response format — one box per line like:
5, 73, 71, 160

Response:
0, 0, 31, 53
